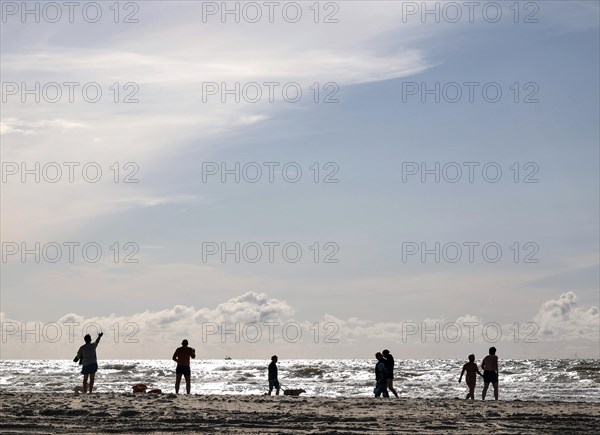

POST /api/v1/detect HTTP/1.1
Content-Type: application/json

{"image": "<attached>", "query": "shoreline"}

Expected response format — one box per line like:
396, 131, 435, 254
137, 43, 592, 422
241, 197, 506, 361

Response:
2, 392, 599, 434
1, 388, 598, 403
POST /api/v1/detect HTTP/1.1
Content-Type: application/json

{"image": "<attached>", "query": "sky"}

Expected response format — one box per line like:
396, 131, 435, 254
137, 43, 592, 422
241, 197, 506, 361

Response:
1, 1, 599, 360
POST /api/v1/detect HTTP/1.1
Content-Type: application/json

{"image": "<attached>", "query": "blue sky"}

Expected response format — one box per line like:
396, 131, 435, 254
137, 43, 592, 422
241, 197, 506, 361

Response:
1, 1, 598, 359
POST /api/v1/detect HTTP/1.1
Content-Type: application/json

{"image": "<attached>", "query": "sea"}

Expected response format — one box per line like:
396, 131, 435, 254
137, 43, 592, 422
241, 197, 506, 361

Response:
0, 359, 598, 402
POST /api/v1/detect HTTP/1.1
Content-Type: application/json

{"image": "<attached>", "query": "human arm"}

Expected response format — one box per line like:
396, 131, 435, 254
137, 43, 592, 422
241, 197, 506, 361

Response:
95, 332, 103, 345
458, 367, 465, 383
377, 362, 386, 378
190, 348, 196, 359
74, 347, 82, 363
172, 348, 179, 363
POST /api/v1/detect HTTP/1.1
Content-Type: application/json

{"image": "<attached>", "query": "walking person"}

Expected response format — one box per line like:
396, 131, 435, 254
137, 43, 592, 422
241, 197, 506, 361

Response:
458, 354, 483, 400
268, 355, 280, 395
382, 349, 399, 398
74, 332, 103, 394
374, 352, 389, 398
481, 347, 499, 401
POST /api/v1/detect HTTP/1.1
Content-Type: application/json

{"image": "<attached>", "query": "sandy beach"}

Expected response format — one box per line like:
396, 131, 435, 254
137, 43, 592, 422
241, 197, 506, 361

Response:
1, 392, 598, 434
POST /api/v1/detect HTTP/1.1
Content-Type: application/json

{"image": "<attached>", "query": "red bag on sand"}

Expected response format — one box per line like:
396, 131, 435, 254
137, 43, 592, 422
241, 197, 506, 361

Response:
132, 384, 147, 393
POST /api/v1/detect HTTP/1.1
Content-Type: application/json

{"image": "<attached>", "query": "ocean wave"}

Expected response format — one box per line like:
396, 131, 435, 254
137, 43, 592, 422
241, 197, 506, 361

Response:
0, 359, 598, 401
567, 365, 600, 372
102, 363, 137, 371
292, 367, 325, 378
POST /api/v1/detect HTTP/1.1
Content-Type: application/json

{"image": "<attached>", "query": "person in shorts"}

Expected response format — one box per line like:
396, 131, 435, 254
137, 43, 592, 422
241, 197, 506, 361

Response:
74, 332, 103, 393
481, 347, 499, 400
172, 339, 196, 394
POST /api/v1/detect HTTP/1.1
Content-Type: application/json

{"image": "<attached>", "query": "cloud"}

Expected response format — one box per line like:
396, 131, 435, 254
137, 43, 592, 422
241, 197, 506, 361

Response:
1, 292, 296, 359
195, 291, 294, 324
3, 48, 429, 87
112, 195, 201, 207
533, 292, 599, 340
1, 1, 438, 241
2, 291, 599, 359
7, 291, 294, 333
0, 117, 86, 136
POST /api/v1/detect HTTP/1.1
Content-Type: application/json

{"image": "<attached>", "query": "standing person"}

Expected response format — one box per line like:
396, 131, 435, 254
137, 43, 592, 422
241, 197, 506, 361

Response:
458, 354, 483, 400
382, 349, 399, 398
74, 332, 103, 394
481, 347, 499, 401
268, 355, 280, 396
374, 352, 389, 398
172, 339, 196, 394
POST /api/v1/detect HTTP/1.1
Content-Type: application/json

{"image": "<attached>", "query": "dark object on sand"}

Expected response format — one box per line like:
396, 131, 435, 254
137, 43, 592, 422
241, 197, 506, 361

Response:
283, 389, 306, 396
132, 384, 147, 393
132, 384, 161, 394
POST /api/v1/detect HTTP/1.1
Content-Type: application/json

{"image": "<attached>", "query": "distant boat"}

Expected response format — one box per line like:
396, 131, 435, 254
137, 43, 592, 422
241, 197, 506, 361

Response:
225, 356, 232, 360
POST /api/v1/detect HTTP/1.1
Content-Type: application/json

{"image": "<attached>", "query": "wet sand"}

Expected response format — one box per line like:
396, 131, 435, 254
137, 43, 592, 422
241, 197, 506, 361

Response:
1, 392, 598, 434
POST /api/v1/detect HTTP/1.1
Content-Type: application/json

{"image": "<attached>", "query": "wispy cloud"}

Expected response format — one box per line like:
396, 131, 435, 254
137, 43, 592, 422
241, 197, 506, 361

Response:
1, 118, 86, 136
1, 2, 436, 241
112, 195, 201, 208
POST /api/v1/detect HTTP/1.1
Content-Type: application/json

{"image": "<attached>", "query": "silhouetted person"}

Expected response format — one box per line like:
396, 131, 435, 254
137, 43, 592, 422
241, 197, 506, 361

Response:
268, 355, 280, 395
481, 347, 499, 400
458, 354, 482, 400
74, 332, 102, 393
382, 349, 399, 398
374, 352, 389, 398
172, 339, 195, 394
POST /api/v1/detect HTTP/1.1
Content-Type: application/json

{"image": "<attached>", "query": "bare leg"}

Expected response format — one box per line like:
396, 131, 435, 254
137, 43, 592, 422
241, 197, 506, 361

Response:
387, 379, 399, 398
468, 386, 475, 400
482, 382, 489, 401
88, 373, 95, 393
175, 373, 182, 394
492, 382, 498, 400
275, 387, 280, 396
83, 374, 89, 393
184, 374, 191, 394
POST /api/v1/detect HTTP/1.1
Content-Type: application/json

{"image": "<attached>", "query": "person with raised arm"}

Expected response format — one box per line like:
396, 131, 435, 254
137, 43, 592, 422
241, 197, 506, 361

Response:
74, 332, 103, 393
172, 339, 196, 394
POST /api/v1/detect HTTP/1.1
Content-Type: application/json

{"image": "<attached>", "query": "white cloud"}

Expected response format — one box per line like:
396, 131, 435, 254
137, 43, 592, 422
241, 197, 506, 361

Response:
195, 291, 294, 324
533, 292, 599, 340
1, 292, 295, 359
0, 117, 86, 136
2, 291, 599, 359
